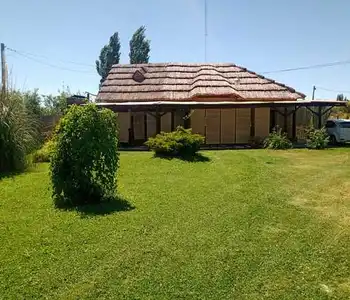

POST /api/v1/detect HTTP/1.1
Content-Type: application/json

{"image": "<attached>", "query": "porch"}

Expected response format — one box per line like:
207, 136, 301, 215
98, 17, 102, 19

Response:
96, 100, 346, 146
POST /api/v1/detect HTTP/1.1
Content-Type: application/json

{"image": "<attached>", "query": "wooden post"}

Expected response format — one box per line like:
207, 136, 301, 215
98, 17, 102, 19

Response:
1, 43, 6, 92
129, 114, 134, 145
171, 111, 175, 131
270, 109, 276, 132
292, 109, 297, 141
156, 108, 161, 134
250, 108, 255, 138
184, 108, 191, 129
318, 106, 322, 129
144, 113, 148, 140
283, 107, 288, 134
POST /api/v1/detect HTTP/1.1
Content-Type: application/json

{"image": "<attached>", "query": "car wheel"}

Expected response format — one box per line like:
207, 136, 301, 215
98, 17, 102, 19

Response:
329, 135, 337, 145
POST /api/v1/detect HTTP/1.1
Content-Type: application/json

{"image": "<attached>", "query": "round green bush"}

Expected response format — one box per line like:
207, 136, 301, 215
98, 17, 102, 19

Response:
145, 126, 205, 157
50, 104, 119, 206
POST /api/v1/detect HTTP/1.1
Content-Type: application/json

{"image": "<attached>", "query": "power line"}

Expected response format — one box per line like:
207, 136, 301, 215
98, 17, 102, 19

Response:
316, 86, 350, 94
6, 47, 96, 74
262, 59, 350, 74
6, 46, 95, 68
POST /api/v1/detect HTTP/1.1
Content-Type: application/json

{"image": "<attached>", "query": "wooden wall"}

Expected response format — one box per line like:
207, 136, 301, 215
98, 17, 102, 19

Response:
205, 109, 221, 144
117, 112, 130, 143
221, 109, 236, 144
235, 108, 251, 144
161, 113, 172, 132
133, 112, 145, 140
191, 108, 270, 144
191, 109, 205, 136
254, 108, 270, 139
120, 108, 271, 145
147, 114, 157, 137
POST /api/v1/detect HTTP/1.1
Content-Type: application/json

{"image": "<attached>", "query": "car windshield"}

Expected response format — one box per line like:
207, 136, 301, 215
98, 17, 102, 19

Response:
339, 122, 350, 128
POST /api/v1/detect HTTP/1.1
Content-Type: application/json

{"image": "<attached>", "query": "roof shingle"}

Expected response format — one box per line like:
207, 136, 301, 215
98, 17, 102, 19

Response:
97, 63, 305, 102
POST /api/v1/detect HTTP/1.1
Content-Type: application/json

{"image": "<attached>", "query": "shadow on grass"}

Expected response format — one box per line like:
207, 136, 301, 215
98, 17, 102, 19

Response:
154, 152, 211, 162
56, 195, 135, 217
0, 170, 25, 181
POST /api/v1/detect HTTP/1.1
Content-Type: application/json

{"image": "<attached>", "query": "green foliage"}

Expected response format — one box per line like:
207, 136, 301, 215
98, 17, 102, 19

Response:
145, 126, 204, 157
0, 90, 40, 172
305, 127, 329, 149
50, 104, 119, 206
263, 127, 292, 150
42, 85, 71, 116
32, 139, 55, 162
129, 26, 151, 64
331, 101, 350, 119
336, 93, 348, 101
23, 89, 42, 118
96, 33, 121, 83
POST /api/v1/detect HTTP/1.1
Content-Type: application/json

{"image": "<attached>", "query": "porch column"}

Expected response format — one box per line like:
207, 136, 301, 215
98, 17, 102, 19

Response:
184, 108, 191, 129
129, 113, 135, 145
250, 108, 255, 138
318, 106, 322, 129
283, 107, 288, 134
156, 112, 161, 134
292, 109, 297, 141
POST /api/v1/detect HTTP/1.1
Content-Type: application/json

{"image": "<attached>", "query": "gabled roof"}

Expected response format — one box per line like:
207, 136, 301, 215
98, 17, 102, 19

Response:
97, 63, 305, 102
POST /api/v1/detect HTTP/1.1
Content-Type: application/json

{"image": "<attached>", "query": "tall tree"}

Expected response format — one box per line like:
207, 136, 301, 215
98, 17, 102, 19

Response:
337, 93, 348, 101
129, 26, 151, 64
23, 89, 42, 118
96, 32, 121, 83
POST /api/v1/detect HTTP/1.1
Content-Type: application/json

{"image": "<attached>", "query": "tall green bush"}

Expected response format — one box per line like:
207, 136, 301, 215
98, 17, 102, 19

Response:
0, 90, 40, 172
50, 104, 119, 206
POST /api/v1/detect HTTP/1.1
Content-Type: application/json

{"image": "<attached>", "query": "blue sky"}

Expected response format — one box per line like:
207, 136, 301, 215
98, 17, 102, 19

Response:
1, 0, 350, 99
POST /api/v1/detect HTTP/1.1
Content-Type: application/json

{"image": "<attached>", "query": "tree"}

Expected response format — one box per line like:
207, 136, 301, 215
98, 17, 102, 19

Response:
23, 89, 42, 118
42, 86, 71, 116
96, 33, 121, 83
336, 94, 348, 101
129, 26, 151, 64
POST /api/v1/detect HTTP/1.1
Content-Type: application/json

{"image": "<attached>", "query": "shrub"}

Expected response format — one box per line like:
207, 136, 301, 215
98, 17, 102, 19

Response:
145, 126, 205, 157
305, 127, 329, 149
50, 104, 119, 206
33, 139, 55, 162
263, 127, 292, 150
0, 90, 40, 172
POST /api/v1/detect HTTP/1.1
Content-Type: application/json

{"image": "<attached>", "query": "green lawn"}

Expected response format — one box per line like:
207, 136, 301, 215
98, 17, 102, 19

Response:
1, 149, 350, 299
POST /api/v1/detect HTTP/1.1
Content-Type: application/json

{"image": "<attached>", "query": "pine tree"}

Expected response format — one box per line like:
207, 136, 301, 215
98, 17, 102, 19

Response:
129, 26, 151, 64
96, 32, 121, 83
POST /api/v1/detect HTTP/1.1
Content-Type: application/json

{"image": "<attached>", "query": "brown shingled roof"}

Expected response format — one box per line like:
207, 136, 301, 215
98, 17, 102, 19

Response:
97, 63, 305, 102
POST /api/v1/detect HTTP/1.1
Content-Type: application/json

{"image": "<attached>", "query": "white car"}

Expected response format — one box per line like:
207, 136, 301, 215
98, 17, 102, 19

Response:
325, 119, 350, 144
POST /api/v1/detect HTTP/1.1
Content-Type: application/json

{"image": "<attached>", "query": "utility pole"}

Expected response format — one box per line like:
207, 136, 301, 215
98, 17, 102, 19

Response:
1, 43, 6, 92
312, 85, 316, 100
204, 0, 208, 62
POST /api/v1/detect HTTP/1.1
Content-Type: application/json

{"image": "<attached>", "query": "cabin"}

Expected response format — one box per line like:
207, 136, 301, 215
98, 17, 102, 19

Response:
96, 63, 344, 145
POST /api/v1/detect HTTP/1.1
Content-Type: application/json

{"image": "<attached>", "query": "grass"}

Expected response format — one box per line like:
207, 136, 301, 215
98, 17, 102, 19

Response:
1, 149, 350, 299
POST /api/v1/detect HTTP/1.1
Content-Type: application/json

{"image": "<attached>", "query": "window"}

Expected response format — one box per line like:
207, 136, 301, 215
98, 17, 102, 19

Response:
339, 122, 350, 128
325, 121, 336, 128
